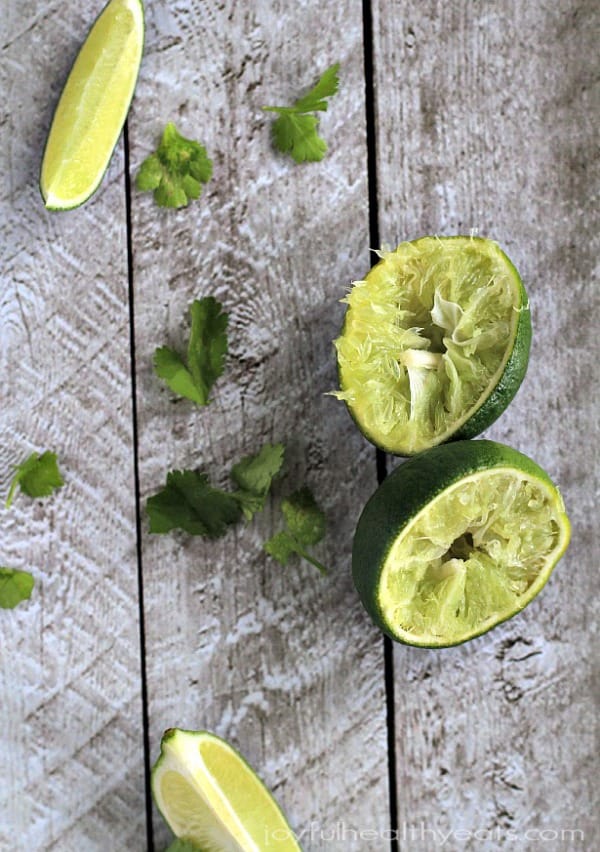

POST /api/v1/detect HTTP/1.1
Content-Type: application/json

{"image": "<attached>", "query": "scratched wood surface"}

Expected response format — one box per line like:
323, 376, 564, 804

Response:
372, 1, 598, 849
2, 0, 598, 850
0, 2, 145, 849
127, 1, 388, 849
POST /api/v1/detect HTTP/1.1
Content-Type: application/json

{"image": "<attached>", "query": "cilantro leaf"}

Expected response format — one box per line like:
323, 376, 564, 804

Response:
154, 297, 228, 406
264, 487, 328, 574
148, 443, 285, 538
6, 451, 64, 508
154, 348, 204, 405
136, 122, 213, 209
263, 63, 340, 163
281, 487, 326, 545
263, 530, 298, 564
147, 470, 242, 537
293, 63, 341, 113
231, 443, 285, 520
0, 568, 34, 609
270, 113, 327, 164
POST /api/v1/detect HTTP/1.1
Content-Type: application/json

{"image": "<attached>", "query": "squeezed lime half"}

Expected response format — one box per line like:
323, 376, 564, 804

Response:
352, 440, 570, 647
334, 236, 531, 455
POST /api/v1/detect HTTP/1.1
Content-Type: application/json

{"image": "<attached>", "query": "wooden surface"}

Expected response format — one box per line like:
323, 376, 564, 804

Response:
373, 2, 598, 849
1, 1, 597, 851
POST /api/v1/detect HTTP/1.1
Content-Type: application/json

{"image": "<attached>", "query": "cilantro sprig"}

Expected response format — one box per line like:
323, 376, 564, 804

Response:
147, 443, 285, 537
2, 449, 61, 609
264, 487, 328, 574
154, 297, 228, 406
230, 443, 286, 521
136, 122, 213, 208
263, 63, 340, 163
6, 450, 64, 508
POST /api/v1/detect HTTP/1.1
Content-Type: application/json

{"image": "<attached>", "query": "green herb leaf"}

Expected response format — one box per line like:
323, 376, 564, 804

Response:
0, 568, 34, 609
147, 470, 242, 537
154, 297, 228, 406
136, 122, 213, 208
264, 487, 328, 573
231, 443, 285, 520
263, 63, 340, 163
154, 348, 204, 405
263, 530, 298, 564
269, 113, 327, 164
147, 443, 284, 538
6, 451, 64, 508
293, 63, 341, 113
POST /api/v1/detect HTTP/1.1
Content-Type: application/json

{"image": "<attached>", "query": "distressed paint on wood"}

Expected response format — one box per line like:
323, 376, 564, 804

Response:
0, 2, 145, 849
2, 0, 597, 849
128, 1, 389, 850
371, 0, 598, 848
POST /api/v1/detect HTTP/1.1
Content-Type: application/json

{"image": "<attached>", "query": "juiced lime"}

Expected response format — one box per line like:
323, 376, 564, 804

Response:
352, 440, 570, 647
334, 236, 531, 455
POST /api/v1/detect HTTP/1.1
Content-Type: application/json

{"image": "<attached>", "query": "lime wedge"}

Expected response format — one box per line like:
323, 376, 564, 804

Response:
352, 440, 570, 647
40, 0, 144, 209
334, 236, 531, 455
152, 729, 301, 851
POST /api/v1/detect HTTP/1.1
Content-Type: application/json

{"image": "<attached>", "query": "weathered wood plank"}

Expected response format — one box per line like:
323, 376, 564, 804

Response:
0, 2, 145, 848
128, 1, 389, 849
372, 0, 598, 848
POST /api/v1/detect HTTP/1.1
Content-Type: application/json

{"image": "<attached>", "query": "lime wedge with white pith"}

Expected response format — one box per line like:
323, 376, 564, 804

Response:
40, 0, 144, 210
352, 441, 570, 647
334, 236, 531, 456
152, 729, 301, 852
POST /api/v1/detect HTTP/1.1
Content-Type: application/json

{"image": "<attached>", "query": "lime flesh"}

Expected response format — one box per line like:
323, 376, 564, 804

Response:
40, 0, 144, 209
152, 729, 301, 851
352, 441, 570, 647
335, 236, 531, 455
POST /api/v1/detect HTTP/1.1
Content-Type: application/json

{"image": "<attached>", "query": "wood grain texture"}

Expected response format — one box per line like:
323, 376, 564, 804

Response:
372, 0, 598, 848
127, 2, 390, 849
4, 0, 597, 849
0, 2, 145, 848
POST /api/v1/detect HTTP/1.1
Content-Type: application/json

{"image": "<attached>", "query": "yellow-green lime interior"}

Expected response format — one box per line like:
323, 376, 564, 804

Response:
335, 238, 520, 453
380, 470, 567, 643
159, 770, 239, 851
41, 0, 142, 205
199, 738, 291, 848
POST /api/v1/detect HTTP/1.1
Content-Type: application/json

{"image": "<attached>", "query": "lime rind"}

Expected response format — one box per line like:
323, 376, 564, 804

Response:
40, 0, 145, 210
334, 236, 531, 455
352, 441, 571, 648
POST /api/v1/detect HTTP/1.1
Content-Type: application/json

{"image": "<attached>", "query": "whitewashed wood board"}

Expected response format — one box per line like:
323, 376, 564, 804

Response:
1, 1, 145, 849
128, 1, 389, 849
1, 0, 597, 850
373, 1, 598, 848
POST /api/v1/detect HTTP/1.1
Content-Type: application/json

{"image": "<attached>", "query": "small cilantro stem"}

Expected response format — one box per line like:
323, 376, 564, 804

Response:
296, 548, 328, 575
5, 479, 18, 509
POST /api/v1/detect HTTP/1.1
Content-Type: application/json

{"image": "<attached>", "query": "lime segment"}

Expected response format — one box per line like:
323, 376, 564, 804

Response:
152, 729, 301, 851
40, 0, 144, 209
334, 236, 531, 455
352, 441, 570, 647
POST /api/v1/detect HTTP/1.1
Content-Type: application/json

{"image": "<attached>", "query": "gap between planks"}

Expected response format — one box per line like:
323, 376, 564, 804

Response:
119, 3, 398, 846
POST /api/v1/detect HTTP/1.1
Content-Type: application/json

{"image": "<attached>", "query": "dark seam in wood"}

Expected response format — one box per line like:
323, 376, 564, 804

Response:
123, 120, 155, 852
362, 1, 398, 850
